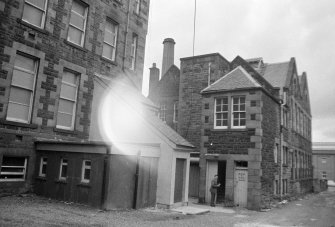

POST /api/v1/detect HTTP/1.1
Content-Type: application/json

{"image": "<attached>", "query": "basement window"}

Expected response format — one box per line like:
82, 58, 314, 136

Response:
0, 157, 27, 182
38, 157, 47, 177
81, 160, 91, 183
59, 159, 68, 180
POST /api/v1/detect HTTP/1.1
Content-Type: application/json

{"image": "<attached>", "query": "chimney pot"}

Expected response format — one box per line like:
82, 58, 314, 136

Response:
161, 38, 175, 77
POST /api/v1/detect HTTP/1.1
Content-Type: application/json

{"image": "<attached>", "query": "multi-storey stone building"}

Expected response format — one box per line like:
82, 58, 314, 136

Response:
0, 0, 150, 194
148, 39, 313, 210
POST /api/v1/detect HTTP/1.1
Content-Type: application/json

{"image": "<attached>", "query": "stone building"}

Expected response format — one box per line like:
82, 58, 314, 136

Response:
0, 0, 150, 194
148, 39, 313, 210
313, 142, 335, 182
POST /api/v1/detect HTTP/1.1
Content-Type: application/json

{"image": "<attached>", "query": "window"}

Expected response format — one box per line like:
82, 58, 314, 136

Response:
67, 0, 88, 47
59, 159, 68, 180
56, 71, 79, 130
102, 20, 118, 61
232, 96, 246, 128
214, 97, 228, 129
159, 104, 166, 122
81, 160, 91, 183
274, 143, 278, 163
173, 102, 178, 123
274, 180, 279, 195
282, 146, 288, 165
7, 54, 37, 123
38, 157, 47, 177
282, 179, 288, 194
134, 0, 141, 14
22, 0, 48, 28
321, 157, 327, 164
130, 34, 138, 70
322, 171, 327, 179
0, 157, 27, 182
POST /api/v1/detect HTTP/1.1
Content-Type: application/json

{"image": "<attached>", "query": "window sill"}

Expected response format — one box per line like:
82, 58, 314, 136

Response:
113, 0, 123, 6
54, 127, 77, 135
0, 119, 38, 129
64, 40, 88, 53
17, 18, 49, 35
212, 128, 247, 132
77, 182, 91, 188
101, 56, 118, 66
35, 176, 47, 181
55, 179, 67, 184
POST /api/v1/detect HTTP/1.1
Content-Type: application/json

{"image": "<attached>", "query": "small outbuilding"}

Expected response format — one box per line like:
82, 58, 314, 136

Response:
34, 74, 194, 209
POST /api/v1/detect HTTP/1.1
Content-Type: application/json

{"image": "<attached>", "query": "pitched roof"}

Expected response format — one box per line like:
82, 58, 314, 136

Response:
201, 66, 261, 93
146, 112, 194, 148
94, 74, 194, 149
262, 62, 290, 88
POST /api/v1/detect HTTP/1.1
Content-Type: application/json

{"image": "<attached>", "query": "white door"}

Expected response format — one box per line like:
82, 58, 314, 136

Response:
234, 168, 248, 207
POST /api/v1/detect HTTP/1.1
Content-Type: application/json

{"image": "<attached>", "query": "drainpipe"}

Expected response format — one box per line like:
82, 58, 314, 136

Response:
280, 93, 283, 200
122, 0, 131, 71
133, 150, 141, 209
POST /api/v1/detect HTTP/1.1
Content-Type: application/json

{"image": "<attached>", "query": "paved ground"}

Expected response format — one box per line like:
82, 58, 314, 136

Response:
0, 190, 334, 226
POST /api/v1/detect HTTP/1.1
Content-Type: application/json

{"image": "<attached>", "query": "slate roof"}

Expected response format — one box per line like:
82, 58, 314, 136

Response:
262, 62, 290, 88
146, 112, 194, 148
94, 74, 194, 149
202, 66, 261, 93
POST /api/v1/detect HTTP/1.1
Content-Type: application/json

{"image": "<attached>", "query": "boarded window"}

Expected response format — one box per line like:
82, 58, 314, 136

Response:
0, 157, 27, 182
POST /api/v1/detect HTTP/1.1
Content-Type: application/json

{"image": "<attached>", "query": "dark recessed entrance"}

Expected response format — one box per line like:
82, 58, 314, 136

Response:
217, 160, 226, 203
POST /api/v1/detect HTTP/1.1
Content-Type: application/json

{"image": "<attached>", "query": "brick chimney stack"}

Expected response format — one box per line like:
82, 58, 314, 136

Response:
161, 38, 175, 77
148, 63, 160, 102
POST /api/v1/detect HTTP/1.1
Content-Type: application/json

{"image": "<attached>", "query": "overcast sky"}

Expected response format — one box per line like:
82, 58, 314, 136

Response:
142, 0, 335, 143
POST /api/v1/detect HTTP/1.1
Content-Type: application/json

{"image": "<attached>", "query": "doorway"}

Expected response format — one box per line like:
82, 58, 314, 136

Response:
174, 158, 186, 203
217, 161, 226, 203
234, 161, 248, 207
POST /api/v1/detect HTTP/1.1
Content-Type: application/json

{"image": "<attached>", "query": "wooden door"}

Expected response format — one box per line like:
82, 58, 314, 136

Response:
136, 157, 158, 209
188, 163, 200, 197
234, 168, 248, 207
174, 158, 186, 203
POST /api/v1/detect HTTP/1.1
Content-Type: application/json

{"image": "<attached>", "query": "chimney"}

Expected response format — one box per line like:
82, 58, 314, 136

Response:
148, 63, 160, 101
161, 38, 175, 77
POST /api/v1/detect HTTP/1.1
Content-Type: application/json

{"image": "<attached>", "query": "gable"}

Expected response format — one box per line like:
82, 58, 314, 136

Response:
202, 66, 261, 93
230, 56, 278, 98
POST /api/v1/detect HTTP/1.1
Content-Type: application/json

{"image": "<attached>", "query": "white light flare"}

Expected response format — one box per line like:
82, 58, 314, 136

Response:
99, 83, 145, 153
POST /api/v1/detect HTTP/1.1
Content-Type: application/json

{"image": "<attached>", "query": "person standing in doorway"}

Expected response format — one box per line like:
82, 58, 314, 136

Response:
210, 174, 221, 207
